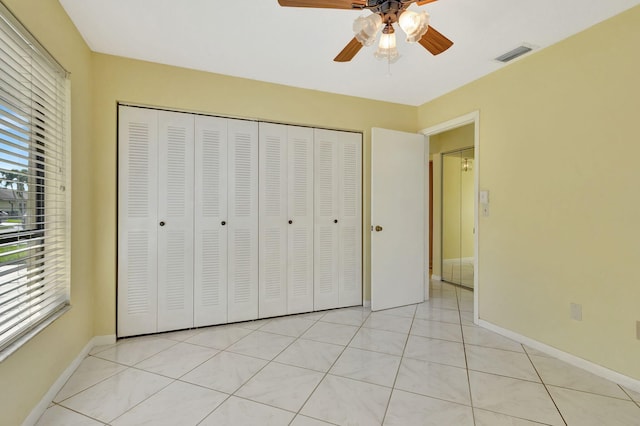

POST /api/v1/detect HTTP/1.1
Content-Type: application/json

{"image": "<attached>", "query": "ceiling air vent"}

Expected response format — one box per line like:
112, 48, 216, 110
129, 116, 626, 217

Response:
495, 45, 533, 63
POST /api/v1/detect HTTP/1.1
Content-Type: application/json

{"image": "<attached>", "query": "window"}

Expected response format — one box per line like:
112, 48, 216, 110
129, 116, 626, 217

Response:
0, 3, 70, 360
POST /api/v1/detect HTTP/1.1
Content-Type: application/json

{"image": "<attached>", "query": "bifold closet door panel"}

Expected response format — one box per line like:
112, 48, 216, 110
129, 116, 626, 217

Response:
258, 123, 288, 318
313, 129, 340, 311
287, 125, 314, 314
227, 119, 259, 323
157, 111, 195, 332
338, 132, 363, 307
118, 106, 159, 337
194, 116, 228, 327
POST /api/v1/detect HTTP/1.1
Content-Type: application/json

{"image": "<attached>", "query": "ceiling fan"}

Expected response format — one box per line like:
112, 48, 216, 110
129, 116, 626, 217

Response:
277, 0, 453, 62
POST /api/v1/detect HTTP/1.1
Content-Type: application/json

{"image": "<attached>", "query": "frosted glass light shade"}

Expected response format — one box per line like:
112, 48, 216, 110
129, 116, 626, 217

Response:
353, 14, 383, 46
374, 32, 399, 63
398, 10, 430, 43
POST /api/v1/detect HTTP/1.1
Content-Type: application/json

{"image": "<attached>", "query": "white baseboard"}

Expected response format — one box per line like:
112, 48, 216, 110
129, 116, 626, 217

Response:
92, 334, 116, 347
478, 320, 640, 394
22, 334, 116, 426
363, 300, 371, 308
431, 274, 442, 281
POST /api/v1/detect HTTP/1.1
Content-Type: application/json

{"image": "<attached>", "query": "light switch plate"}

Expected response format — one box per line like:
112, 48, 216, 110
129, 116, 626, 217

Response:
480, 190, 490, 204
570, 303, 582, 321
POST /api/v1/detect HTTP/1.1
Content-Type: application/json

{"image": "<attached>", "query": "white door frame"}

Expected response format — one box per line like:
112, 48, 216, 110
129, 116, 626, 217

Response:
419, 111, 480, 324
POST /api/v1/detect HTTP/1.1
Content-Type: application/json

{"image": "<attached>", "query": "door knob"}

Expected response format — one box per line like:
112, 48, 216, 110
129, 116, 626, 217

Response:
334, 219, 338, 224
375, 225, 383, 232
288, 220, 293, 224
221, 221, 226, 226
159, 221, 165, 227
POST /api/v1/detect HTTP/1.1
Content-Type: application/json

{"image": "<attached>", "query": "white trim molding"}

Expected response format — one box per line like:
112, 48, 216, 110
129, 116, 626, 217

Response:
22, 335, 117, 426
479, 320, 640, 394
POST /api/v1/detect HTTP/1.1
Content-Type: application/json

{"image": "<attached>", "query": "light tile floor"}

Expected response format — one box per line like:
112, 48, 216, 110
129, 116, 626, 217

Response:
37, 282, 640, 425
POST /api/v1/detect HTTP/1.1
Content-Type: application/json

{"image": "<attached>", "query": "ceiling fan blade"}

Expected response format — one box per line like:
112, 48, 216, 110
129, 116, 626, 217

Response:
278, 0, 365, 9
334, 37, 363, 62
418, 26, 453, 55
416, 0, 439, 5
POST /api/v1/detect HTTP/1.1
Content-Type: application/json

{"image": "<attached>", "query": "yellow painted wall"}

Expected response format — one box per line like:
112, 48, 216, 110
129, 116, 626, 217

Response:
429, 124, 474, 277
91, 53, 417, 335
0, 1, 95, 424
419, 5, 640, 379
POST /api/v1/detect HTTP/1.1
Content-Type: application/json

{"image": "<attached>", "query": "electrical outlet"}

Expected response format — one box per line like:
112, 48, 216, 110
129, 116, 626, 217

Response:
636, 321, 640, 340
570, 303, 582, 321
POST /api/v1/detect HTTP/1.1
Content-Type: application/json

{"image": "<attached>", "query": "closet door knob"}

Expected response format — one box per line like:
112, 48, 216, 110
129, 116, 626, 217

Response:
288, 220, 293, 224
159, 221, 165, 227
334, 219, 338, 224
221, 221, 226, 226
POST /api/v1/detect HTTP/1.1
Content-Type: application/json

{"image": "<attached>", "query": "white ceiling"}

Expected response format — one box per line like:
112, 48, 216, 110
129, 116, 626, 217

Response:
60, 0, 640, 106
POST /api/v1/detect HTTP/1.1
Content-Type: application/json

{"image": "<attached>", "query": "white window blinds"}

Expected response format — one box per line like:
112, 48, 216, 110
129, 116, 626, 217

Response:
0, 2, 70, 359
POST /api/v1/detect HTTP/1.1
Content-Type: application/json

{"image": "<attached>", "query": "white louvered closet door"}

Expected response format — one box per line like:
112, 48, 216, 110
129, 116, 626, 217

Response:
287, 126, 314, 314
227, 119, 259, 322
157, 111, 195, 332
258, 123, 288, 318
118, 106, 159, 337
194, 116, 228, 326
338, 132, 362, 307
314, 129, 340, 310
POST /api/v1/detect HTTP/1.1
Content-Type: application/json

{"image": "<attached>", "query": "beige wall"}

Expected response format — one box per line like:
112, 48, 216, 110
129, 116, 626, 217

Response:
429, 124, 474, 277
91, 53, 417, 335
0, 1, 95, 424
419, 5, 640, 379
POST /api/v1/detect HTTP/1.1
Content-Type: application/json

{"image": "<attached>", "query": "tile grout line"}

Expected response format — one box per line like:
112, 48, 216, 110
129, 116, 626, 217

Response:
199, 313, 322, 424
207, 311, 364, 424
95, 317, 298, 425
523, 345, 568, 426
618, 385, 640, 409
46, 402, 108, 425
53, 355, 129, 405
380, 304, 417, 425
191, 315, 322, 425
291, 307, 373, 424
457, 284, 478, 426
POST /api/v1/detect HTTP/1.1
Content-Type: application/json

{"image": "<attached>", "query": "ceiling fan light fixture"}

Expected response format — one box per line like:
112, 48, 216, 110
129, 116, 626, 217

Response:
398, 10, 430, 43
353, 14, 382, 46
374, 28, 399, 63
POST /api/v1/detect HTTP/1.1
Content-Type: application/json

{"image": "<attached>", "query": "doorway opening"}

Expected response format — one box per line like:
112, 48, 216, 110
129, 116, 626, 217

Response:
421, 111, 479, 323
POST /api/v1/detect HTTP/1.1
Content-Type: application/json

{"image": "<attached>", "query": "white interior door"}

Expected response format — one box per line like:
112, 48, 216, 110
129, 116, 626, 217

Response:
371, 128, 427, 311
227, 119, 259, 323
313, 129, 340, 310
287, 125, 314, 314
258, 122, 288, 318
118, 106, 159, 337
157, 111, 194, 332
194, 115, 228, 327
337, 131, 362, 307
